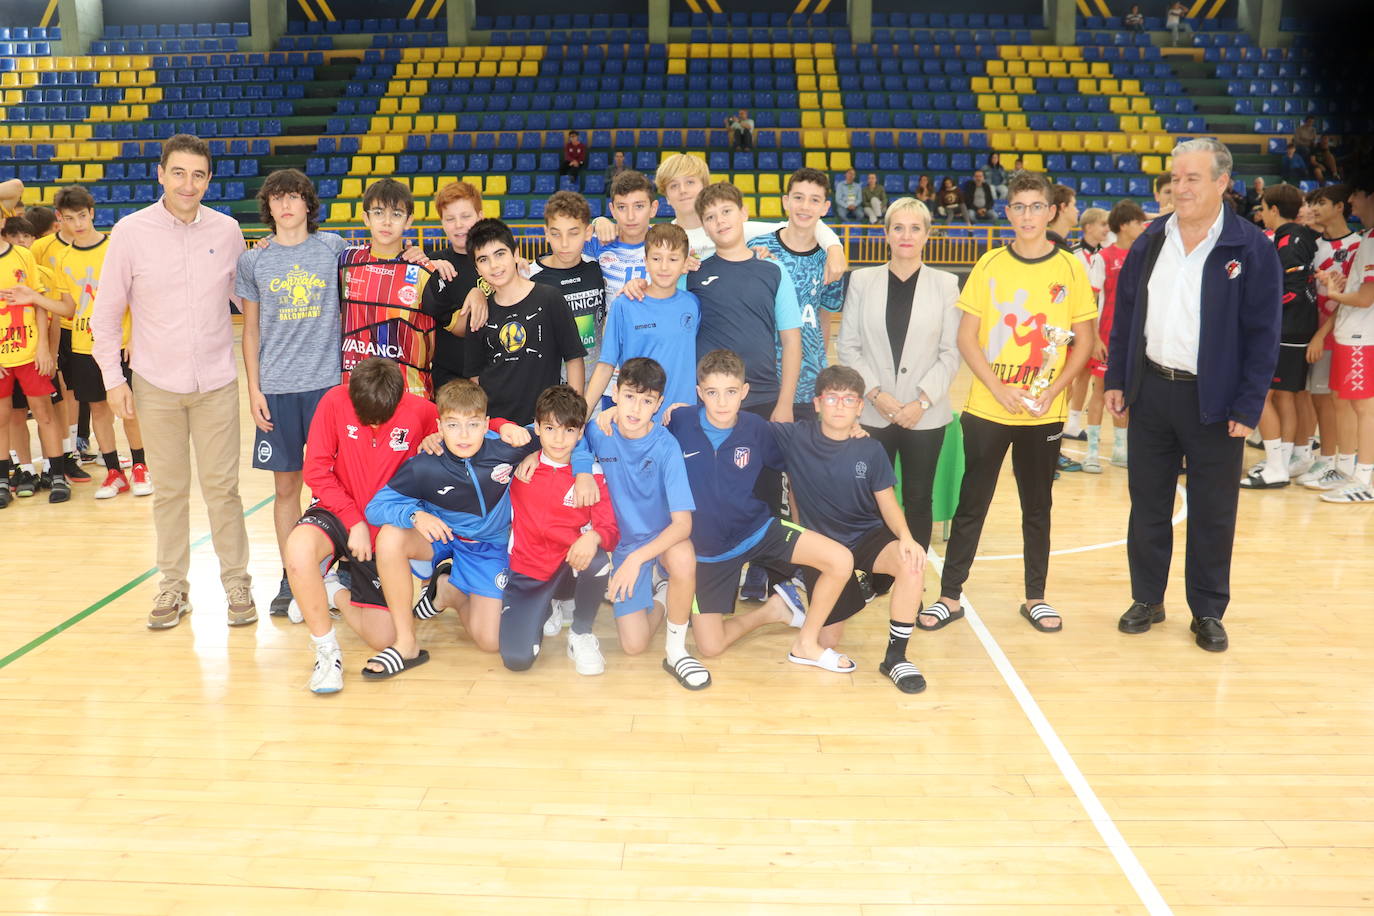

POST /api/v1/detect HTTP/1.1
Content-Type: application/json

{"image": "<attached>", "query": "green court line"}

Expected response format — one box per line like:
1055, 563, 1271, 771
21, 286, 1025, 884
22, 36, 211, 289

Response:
0, 494, 276, 670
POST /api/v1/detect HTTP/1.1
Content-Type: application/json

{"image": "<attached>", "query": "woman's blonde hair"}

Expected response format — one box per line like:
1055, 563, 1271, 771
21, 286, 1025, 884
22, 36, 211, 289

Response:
884, 196, 932, 231
655, 152, 711, 191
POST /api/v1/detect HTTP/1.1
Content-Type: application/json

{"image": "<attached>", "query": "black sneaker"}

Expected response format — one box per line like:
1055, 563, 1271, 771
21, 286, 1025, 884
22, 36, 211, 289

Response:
37, 471, 52, 491
0, 482, 10, 508
13, 470, 36, 498
48, 475, 71, 504
269, 576, 294, 617
66, 454, 92, 483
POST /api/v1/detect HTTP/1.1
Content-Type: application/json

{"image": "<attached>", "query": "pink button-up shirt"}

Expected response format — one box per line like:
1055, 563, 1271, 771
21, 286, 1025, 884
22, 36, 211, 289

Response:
92, 198, 244, 394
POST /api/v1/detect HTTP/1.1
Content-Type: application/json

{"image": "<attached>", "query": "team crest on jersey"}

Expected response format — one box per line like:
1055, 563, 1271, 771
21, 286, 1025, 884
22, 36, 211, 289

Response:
397, 285, 417, 306
389, 427, 411, 451
499, 320, 528, 353
12, 268, 26, 284
346, 424, 359, 439
1225, 259, 1242, 280
562, 486, 577, 507
491, 462, 513, 484
734, 446, 751, 469
495, 570, 510, 590
855, 460, 868, 479
597, 252, 618, 270
1049, 283, 1067, 304
405, 264, 420, 284
1333, 248, 1350, 263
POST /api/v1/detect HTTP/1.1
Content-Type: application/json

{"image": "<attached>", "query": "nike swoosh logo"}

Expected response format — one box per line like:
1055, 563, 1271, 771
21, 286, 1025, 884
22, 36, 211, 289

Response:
437, 486, 455, 494
683, 451, 700, 458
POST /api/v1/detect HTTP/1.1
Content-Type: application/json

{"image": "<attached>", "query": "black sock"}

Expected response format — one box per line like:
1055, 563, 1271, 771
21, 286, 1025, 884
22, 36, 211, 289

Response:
0, 459, 11, 481
77, 401, 90, 441
130, 448, 145, 466
46, 456, 66, 481
102, 451, 120, 472
884, 619, 913, 667
570, 568, 607, 636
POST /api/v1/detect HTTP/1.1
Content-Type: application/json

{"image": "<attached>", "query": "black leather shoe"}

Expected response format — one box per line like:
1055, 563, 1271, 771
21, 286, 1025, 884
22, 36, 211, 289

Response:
1190, 616, 1228, 652
1118, 601, 1165, 634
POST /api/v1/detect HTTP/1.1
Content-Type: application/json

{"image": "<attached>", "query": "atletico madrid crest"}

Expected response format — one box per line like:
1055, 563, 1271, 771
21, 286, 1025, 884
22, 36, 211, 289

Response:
734, 447, 751, 469
1225, 259, 1242, 280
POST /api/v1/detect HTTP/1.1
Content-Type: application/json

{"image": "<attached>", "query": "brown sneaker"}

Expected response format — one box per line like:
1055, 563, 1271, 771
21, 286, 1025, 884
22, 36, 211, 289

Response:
147, 590, 192, 629
226, 585, 258, 626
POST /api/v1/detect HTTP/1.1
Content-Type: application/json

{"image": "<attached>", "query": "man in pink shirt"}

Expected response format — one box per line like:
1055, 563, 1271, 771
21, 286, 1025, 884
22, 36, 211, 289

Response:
92, 134, 256, 630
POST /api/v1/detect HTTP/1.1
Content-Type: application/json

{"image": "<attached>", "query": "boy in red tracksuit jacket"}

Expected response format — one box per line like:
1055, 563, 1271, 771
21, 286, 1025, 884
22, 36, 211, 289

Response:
501, 384, 619, 675
285, 357, 439, 694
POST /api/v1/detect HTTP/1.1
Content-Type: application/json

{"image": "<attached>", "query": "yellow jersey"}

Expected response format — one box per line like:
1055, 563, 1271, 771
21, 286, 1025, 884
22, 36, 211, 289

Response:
29, 233, 74, 329
0, 243, 51, 368
52, 235, 128, 354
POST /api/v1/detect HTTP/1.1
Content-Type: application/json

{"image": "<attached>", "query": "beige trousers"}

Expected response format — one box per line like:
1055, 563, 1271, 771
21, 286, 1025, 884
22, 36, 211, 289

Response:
132, 374, 251, 596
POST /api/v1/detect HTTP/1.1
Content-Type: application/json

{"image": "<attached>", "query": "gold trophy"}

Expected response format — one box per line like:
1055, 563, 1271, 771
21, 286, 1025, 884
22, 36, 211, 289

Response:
1022, 325, 1075, 414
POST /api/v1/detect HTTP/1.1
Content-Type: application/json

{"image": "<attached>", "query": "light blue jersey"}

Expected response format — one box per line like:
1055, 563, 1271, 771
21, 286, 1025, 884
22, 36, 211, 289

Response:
584, 237, 647, 306
747, 228, 845, 402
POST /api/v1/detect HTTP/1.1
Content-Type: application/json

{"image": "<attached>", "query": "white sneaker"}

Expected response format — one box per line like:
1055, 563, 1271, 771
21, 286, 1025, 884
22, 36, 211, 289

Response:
287, 598, 304, 624
1320, 481, 1374, 504
1304, 467, 1351, 491
544, 598, 572, 636
1110, 446, 1128, 468
289, 574, 341, 624
567, 631, 605, 675
1296, 457, 1332, 486
309, 646, 344, 693
1288, 453, 1316, 479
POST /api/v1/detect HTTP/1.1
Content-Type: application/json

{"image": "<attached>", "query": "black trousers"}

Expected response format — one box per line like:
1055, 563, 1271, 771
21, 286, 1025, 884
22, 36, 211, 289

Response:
940, 412, 1062, 600
1126, 370, 1244, 620
863, 422, 947, 551
499, 557, 609, 672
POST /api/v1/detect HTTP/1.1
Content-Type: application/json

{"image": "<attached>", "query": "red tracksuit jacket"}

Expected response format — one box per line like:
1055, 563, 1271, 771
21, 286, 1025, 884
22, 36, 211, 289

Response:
303, 384, 439, 540
508, 455, 619, 580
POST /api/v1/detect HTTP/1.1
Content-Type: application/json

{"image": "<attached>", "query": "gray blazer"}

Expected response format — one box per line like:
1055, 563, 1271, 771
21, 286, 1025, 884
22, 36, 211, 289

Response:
836, 263, 962, 431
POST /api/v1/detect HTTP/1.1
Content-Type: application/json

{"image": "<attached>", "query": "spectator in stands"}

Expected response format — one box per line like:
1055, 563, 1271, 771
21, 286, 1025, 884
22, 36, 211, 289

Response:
962, 170, 996, 222
1012, 156, 1026, 173
91, 133, 257, 630
1244, 177, 1266, 223
835, 169, 862, 221
725, 109, 755, 152
1281, 142, 1309, 182
984, 153, 1009, 200
1166, 2, 1193, 45
912, 175, 935, 204
1313, 136, 1339, 182
935, 177, 969, 224
1124, 5, 1145, 32
0, 178, 22, 219
862, 173, 888, 224
559, 130, 586, 180
836, 196, 962, 571
605, 151, 629, 184
1293, 116, 1317, 162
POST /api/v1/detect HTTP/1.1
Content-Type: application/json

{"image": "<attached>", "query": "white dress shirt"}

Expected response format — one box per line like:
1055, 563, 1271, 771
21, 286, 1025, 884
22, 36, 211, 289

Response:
1144, 205, 1226, 373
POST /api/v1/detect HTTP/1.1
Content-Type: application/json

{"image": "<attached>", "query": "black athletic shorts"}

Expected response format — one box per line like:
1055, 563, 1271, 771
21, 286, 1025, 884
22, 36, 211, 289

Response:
799, 523, 897, 625
1270, 343, 1309, 393
694, 518, 805, 615
295, 505, 387, 609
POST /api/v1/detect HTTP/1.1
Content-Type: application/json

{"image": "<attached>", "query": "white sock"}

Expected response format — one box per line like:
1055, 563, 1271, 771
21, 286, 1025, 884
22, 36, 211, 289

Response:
61, 437, 72, 454
1262, 438, 1285, 478
664, 619, 688, 663
323, 575, 347, 609
310, 627, 339, 652
1065, 409, 1084, 436
1279, 441, 1294, 470
1356, 463, 1374, 486
1292, 443, 1311, 465
1337, 453, 1356, 476
19, 463, 34, 474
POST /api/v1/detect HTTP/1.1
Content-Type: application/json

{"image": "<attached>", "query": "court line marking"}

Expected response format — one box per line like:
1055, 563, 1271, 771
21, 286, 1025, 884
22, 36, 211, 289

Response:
0, 494, 275, 671
973, 483, 1188, 561
926, 549, 1175, 916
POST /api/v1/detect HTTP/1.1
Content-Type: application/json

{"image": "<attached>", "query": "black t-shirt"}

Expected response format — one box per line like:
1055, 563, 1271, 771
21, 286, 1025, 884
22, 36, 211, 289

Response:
464, 281, 587, 426
527, 255, 607, 367
1273, 222, 1320, 343
885, 267, 920, 368
426, 247, 482, 377
769, 420, 897, 549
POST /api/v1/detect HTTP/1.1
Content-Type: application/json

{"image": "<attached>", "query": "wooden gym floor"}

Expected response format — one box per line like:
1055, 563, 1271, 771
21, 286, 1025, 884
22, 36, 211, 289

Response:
2, 323, 1372, 915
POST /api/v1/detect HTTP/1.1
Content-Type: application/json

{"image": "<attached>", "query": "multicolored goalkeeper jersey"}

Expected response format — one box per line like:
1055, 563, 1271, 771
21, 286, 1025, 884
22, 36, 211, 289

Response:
338, 245, 447, 399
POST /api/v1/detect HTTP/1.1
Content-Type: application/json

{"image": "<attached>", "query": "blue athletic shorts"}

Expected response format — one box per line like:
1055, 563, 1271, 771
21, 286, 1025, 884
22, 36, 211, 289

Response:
611, 548, 665, 618
424, 538, 510, 600
253, 386, 331, 472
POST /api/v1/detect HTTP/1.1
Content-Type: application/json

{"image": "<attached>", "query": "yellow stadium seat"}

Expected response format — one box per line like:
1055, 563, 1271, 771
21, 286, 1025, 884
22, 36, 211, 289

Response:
1090, 62, 1110, 77
984, 113, 1006, 130
821, 91, 842, 109
414, 115, 435, 133
456, 62, 476, 78
830, 151, 852, 172
799, 92, 819, 109
1128, 134, 1152, 153
1025, 45, 1045, 60
990, 76, 1011, 93
476, 61, 497, 77
733, 174, 756, 194
977, 95, 999, 112
1083, 134, 1107, 152
1006, 113, 1028, 131
482, 199, 500, 219
1100, 79, 1120, 94
819, 75, 839, 91
1026, 61, 1046, 77
399, 97, 419, 114
381, 135, 405, 153
89, 105, 109, 122
1060, 133, 1084, 152
1151, 134, 1172, 153
1013, 77, 1034, 94
374, 155, 396, 175
758, 197, 783, 219
989, 131, 1013, 149
21, 185, 41, 204
796, 74, 818, 92
1131, 96, 1153, 114
73, 124, 92, 140
392, 116, 414, 134
359, 135, 382, 154
802, 129, 825, 148
822, 111, 846, 130
1119, 115, 1140, 132
794, 42, 816, 58
826, 129, 848, 148
349, 157, 371, 177
986, 60, 1006, 76
1105, 134, 1130, 153
485, 175, 507, 196
1022, 153, 1044, 172
1110, 97, 1132, 115
436, 114, 456, 132
801, 111, 823, 129
1142, 155, 1163, 174
340, 178, 363, 198
435, 62, 456, 78
1000, 44, 1021, 60
758, 174, 781, 195
415, 64, 435, 80
328, 203, 352, 223
816, 58, 835, 75
794, 58, 814, 74
751, 42, 771, 58
395, 63, 414, 79
667, 59, 686, 75
59, 164, 81, 182
1035, 134, 1061, 152
379, 97, 399, 115
998, 95, 1020, 112
971, 77, 991, 93
804, 151, 827, 170
1008, 60, 1029, 77
82, 164, 104, 183
1122, 79, 1141, 95
1058, 62, 1079, 78
1078, 79, 1097, 95
1012, 133, 1036, 152
30, 125, 52, 140
413, 177, 435, 198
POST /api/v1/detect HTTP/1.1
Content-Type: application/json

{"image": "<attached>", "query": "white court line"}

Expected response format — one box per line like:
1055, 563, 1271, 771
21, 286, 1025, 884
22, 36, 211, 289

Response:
973, 483, 1188, 561
925, 552, 1177, 914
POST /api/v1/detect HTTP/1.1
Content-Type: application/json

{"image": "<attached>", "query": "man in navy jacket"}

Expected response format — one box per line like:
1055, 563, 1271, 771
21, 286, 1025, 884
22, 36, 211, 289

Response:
1105, 139, 1282, 653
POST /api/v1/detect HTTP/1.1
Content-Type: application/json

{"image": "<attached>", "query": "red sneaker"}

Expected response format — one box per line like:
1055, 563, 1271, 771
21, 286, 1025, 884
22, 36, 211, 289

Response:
94, 469, 129, 499
130, 463, 154, 497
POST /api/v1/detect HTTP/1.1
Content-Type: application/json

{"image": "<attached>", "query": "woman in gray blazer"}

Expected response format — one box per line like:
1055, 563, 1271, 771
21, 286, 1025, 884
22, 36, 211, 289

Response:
837, 196, 963, 558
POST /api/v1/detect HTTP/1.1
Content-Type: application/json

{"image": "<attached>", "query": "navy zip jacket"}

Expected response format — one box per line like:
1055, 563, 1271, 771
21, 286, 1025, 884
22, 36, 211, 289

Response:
1105, 206, 1282, 428
667, 409, 785, 559
366, 430, 593, 545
